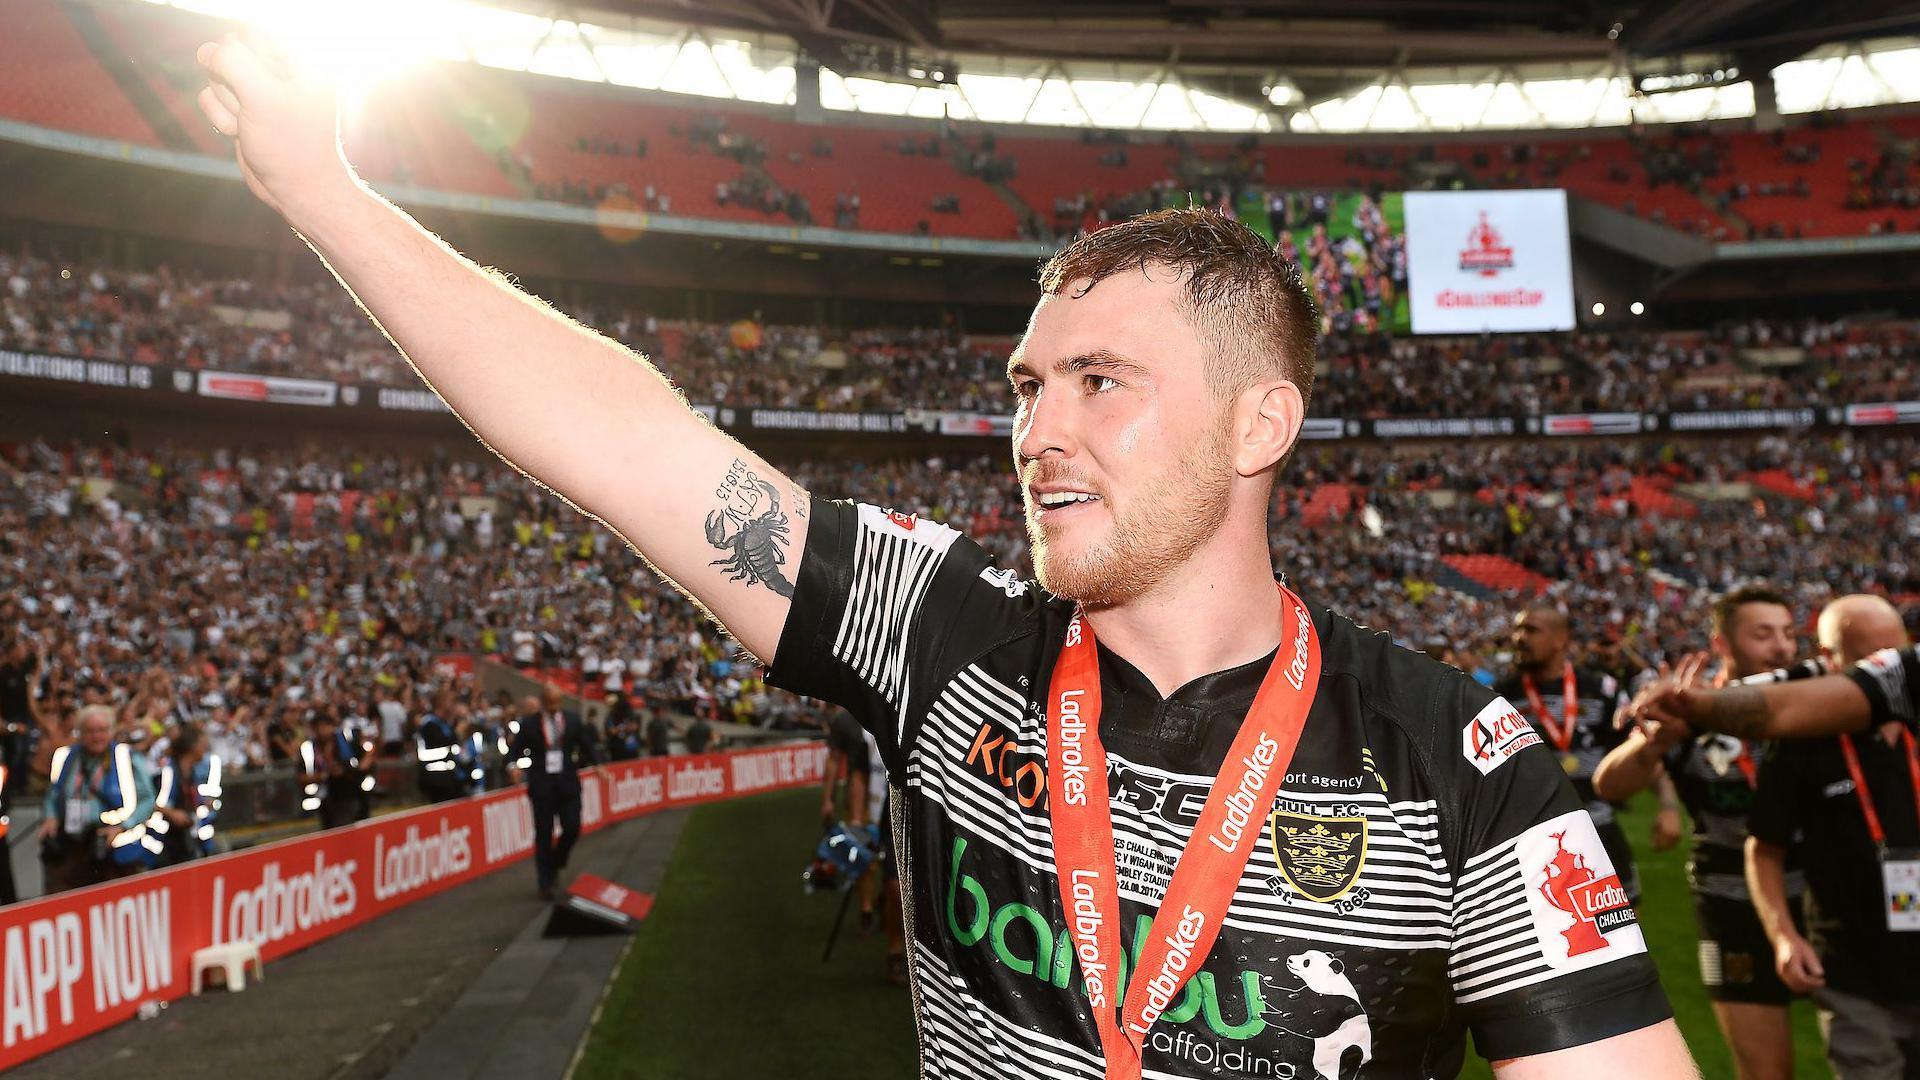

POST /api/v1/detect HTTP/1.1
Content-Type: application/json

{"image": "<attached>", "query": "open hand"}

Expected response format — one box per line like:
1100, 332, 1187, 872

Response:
194, 32, 357, 226
1619, 652, 1710, 749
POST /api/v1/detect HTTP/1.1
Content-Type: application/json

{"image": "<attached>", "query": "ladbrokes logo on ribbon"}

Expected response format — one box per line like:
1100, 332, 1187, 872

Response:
1458, 212, 1514, 277
1269, 811, 1367, 903
1516, 810, 1646, 971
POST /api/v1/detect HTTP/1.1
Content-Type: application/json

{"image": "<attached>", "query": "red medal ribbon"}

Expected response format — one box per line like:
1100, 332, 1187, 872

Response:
1733, 744, 1758, 789
1045, 583, 1322, 1080
1521, 662, 1579, 751
1839, 727, 1920, 850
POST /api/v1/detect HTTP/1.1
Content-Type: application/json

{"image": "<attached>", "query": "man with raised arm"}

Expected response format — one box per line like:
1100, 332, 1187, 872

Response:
192, 35, 1693, 1078
1593, 583, 1804, 1080
1624, 619, 1920, 745
1743, 595, 1917, 1079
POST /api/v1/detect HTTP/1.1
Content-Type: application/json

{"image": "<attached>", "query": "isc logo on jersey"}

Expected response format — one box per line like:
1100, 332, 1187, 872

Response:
978, 566, 1029, 598
1517, 809, 1646, 971
1460, 697, 1541, 775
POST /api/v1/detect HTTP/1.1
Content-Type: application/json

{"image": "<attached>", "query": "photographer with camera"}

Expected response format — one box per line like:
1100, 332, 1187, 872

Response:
38, 705, 157, 893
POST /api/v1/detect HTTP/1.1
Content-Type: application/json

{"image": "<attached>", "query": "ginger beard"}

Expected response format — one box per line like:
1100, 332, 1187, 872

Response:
1023, 409, 1235, 607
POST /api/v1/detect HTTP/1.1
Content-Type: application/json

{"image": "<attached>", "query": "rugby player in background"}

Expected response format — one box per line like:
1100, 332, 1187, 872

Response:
1595, 584, 1802, 1080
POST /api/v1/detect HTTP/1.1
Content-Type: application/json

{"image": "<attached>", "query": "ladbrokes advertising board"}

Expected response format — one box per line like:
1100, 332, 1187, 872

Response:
1404, 190, 1575, 334
0, 742, 826, 1069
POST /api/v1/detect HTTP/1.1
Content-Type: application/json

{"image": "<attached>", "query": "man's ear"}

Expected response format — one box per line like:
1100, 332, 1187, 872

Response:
1233, 379, 1305, 478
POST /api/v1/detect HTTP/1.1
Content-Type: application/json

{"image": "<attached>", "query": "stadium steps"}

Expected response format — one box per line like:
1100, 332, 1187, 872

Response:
1711, 194, 1754, 239
1429, 562, 1498, 602
1628, 475, 1698, 518
1746, 468, 1815, 501
62, 0, 200, 152
1300, 482, 1354, 525
946, 134, 1039, 231
1440, 553, 1552, 597
985, 177, 1038, 231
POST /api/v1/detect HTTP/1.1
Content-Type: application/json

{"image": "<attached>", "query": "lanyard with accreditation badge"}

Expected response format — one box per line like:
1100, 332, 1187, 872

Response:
543, 713, 566, 774
1838, 728, 1920, 932
1045, 583, 1322, 1080
1521, 662, 1581, 775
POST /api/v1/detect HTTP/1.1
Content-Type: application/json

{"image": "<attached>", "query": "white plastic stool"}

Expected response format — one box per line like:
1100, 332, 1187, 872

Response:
190, 941, 264, 994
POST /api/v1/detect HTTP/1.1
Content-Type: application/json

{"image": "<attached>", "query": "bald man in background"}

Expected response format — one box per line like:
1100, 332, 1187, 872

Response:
1745, 596, 1916, 1079
1497, 603, 1641, 898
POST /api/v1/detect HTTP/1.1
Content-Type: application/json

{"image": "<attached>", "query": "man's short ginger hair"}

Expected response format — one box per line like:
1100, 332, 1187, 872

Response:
1036, 208, 1319, 408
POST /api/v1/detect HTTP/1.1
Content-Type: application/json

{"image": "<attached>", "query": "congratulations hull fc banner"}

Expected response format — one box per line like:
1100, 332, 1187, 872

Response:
1404, 189, 1576, 334
0, 742, 827, 1069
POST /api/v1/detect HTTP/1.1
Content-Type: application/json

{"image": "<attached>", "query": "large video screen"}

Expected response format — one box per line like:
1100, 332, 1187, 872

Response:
1402, 189, 1575, 334
1238, 190, 1412, 335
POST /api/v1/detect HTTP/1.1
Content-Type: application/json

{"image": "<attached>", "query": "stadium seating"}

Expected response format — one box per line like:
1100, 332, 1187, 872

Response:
7, 243, 1919, 412
7, 428, 1912, 776
0, 0, 159, 146
1441, 554, 1553, 597
8, 0, 1920, 244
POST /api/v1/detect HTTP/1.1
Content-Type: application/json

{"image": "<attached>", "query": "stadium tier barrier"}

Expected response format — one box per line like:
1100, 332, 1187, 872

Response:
7, 347, 1920, 440
0, 739, 830, 1069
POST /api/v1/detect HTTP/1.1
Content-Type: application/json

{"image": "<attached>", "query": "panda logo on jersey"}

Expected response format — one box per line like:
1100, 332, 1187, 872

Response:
1259, 950, 1373, 1080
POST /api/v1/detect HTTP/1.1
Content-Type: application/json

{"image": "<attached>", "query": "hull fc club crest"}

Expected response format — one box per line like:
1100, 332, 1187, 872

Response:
1270, 811, 1367, 903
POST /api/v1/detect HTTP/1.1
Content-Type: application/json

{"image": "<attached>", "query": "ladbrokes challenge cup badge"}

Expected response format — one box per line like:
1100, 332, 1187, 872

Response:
1517, 809, 1648, 971
1269, 811, 1367, 903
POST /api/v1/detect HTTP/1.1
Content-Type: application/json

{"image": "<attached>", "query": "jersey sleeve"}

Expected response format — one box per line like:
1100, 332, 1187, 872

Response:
1444, 676, 1671, 1061
1847, 645, 1920, 732
766, 497, 1029, 774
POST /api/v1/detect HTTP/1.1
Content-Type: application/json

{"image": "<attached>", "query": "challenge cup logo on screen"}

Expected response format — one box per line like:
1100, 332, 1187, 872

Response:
1457, 212, 1515, 277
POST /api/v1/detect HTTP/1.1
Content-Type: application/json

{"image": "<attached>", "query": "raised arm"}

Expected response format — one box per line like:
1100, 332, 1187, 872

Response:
193, 35, 805, 661
1634, 675, 1873, 742
1621, 652, 1878, 742
1591, 726, 1666, 803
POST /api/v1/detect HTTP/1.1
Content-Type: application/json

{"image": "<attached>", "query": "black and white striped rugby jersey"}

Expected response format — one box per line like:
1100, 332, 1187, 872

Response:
768, 500, 1671, 1079
1851, 644, 1920, 731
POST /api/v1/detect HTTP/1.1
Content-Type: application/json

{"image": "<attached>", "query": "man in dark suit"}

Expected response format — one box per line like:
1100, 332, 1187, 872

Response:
509, 684, 588, 900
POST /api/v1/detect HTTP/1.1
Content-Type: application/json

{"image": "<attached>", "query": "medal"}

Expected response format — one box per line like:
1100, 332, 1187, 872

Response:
1523, 662, 1580, 767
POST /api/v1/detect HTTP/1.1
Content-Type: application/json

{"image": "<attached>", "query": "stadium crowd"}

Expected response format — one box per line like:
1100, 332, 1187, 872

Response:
3, 427, 1912, 788
6, 246, 1920, 417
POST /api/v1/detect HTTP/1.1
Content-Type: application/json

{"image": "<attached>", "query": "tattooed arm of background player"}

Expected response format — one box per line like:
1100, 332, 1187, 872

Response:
1680, 680, 1873, 741
1493, 1019, 1697, 1079
1623, 655, 1874, 742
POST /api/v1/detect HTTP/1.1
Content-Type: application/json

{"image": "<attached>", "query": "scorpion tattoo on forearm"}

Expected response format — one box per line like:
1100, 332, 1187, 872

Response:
706, 458, 796, 597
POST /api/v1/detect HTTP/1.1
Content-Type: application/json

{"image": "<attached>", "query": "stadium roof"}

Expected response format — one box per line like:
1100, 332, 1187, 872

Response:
134, 0, 1920, 131
561, 0, 1920, 76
